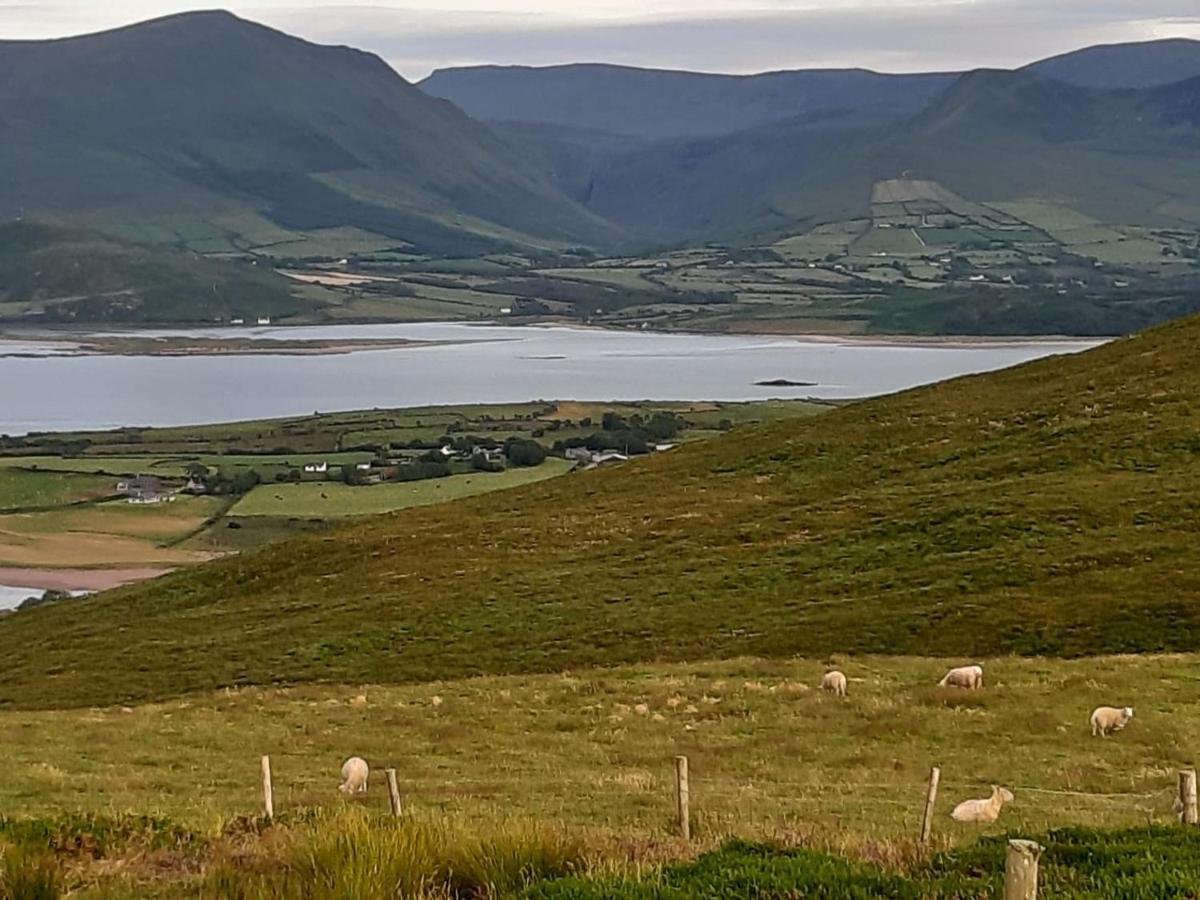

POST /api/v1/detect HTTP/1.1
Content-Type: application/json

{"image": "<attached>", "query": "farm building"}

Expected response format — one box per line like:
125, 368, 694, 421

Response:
116, 476, 163, 503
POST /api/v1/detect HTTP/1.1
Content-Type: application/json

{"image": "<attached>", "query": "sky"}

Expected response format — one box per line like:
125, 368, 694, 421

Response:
2, 0, 1199, 80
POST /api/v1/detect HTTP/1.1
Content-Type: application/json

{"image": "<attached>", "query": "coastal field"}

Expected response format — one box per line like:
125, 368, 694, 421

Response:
0, 399, 825, 581
0, 654, 1184, 834
6, 315, 1200, 894
0, 654, 1194, 897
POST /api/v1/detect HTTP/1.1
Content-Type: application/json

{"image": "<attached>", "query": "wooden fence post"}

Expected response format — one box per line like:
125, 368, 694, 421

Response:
674, 755, 690, 842
1004, 839, 1042, 900
386, 768, 402, 817
260, 755, 274, 821
1179, 769, 1198, 824
920, 766, 941, 845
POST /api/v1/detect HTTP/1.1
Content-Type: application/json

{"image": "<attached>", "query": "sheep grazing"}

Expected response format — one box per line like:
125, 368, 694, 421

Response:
820, 670, 848, 697
1090, 705, 1134, 737
950, 785, 1014, 823
339, 756, 369, 795
939, 665, 984, 690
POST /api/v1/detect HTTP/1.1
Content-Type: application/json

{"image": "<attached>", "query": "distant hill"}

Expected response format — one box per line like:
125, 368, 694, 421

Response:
424, 44, 1200, 245
545, 69, 1200, 243
420, 64, 958, 141
0, 222, 307, 323
0, 12, 620, 256
1028, 38, 1200, 89
779, 70, 1200, 228
7, 311, 1200, 707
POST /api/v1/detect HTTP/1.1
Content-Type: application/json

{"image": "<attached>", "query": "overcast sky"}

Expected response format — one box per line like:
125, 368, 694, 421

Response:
3, 1, 1199, 80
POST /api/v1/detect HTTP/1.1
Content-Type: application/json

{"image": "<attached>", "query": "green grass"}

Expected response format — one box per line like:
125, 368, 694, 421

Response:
0, 469, 113, 511
0, 654, 1190, 833
529, 829, 1200, 898
228, 459, 574, 517
10, 314, 1200, 706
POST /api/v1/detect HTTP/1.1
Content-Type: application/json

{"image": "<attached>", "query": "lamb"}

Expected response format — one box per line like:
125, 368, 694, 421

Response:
939, 665, 984, 690
820, 670, 848, 697
339, 756, 369, 795
1090, 705, 1134, 737
950, 785, 1014, 823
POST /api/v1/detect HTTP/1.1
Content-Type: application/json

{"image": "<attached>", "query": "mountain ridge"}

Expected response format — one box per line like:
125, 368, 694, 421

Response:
0, 10, 623, 255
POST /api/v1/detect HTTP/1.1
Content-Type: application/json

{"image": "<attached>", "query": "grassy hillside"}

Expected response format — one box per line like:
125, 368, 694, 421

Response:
1028, 38, 1200, 88
0, 12, 619, 256
4, 313, 1200, 706
0, 222, 311, 323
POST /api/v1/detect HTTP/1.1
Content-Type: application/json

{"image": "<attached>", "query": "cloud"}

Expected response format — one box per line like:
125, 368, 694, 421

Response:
254, 0, 1200, 79
2, 0, 1199, 79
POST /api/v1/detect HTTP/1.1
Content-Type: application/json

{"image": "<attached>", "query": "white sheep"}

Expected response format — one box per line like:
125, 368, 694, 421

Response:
339, 756, 369, 795
939, 665, 984, 690
1090, 705, 1134, 737
820, 670, 848, 697
950, 785, 1014, 823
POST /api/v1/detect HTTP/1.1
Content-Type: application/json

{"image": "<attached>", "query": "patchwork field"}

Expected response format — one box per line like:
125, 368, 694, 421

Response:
229, 459, 574, 518
0, 400, 824, 580
0, 497, 223, 568
0, 469, 113, 512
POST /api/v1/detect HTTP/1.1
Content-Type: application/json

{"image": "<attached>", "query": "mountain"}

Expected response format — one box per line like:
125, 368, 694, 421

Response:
553, 69, 1200, 243
1028, 38, 1200, 89
773, 70, 1200, 228
420, 64, 958, 141
6, 312, 1200, 707
423, 44, 1200, 245
0, 12, 621, 256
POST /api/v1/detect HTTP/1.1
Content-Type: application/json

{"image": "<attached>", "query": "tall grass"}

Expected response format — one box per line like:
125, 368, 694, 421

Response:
0, 843, 62, 900
202, 810, 587, 899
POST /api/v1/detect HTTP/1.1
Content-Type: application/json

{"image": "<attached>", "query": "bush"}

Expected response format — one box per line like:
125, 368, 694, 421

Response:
200, 810, 585, 900
525, 841, 914, 899
506, 439, 547, 468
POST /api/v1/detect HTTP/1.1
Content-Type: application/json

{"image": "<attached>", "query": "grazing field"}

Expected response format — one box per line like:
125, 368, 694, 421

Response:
0, 654, 1188, 836
0, 469, 112, 511
0, 654, 1196, 896
229, 459, 574, 518
0, 497, 224, 568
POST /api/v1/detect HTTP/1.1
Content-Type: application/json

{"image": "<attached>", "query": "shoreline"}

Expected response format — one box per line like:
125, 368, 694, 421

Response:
0, 566, 172, 593
0, 320, 1108, 358
0, 333, 483, 358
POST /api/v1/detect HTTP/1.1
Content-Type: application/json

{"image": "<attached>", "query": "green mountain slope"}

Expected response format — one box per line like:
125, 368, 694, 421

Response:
487, 69, 1200, 244
5, 315, 1200, 707
1028, 38, 1200, 89
0, 222, 306, 323
723, 70, 1200, 242
0, 12, 621, 256
825, 70, 1200, 222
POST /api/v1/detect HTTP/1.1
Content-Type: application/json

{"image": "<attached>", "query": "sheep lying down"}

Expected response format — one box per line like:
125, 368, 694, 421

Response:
951, 785, 1014, 823
339, 756, 369, 795
1090, 706, 1134, 737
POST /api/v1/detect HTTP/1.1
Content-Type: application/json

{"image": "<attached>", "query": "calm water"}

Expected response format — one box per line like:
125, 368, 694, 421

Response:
0, 323, 1100, 435
0, 585, 34, 611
